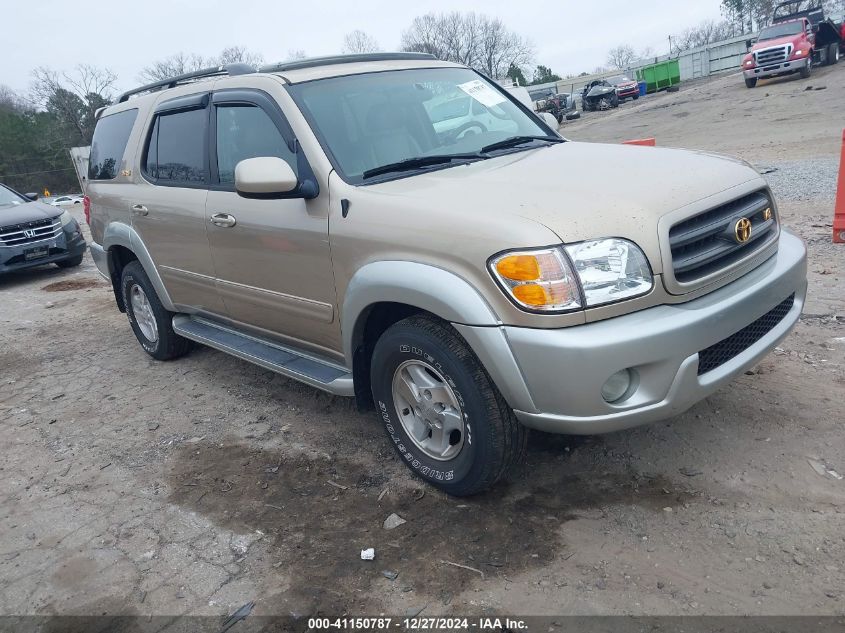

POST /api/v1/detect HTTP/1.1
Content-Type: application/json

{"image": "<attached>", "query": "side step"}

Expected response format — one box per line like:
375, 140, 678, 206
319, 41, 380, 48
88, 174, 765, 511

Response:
172, 315, 354, 396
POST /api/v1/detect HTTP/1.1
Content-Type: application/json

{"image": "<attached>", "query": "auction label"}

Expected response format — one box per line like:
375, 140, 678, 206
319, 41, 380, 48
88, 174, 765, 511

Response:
457, 80, 507, 108
307, 617, 527, 631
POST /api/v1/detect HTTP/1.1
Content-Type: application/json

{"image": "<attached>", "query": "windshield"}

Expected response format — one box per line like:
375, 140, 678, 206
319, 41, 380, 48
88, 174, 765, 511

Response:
759, 21, 803, 40
288, 67, 551, 183
0, 185, 27, 208
608, 76, 631, 85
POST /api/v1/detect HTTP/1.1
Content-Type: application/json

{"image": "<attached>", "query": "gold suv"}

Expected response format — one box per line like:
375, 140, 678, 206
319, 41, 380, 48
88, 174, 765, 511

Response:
87, 53, 807, 495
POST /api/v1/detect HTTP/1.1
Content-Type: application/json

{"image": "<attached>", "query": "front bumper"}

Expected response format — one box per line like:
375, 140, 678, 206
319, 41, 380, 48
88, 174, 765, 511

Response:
617, 87, 638, 98
469, 230, 806, 434
0, 227, 86, 274
743, 56, 809, 80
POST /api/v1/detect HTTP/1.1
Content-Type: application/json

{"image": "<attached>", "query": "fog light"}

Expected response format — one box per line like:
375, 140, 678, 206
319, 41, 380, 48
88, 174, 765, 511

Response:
601, 369, 632, 403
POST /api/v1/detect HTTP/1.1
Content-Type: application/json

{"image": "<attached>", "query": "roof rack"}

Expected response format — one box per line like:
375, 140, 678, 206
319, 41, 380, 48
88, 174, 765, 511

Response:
259, 52, 437, 74
117, 63, 256, 103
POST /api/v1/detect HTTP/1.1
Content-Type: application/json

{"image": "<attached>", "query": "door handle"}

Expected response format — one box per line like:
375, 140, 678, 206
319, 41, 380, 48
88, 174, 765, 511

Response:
131, 204, 148, 216
210, 213, 237, 228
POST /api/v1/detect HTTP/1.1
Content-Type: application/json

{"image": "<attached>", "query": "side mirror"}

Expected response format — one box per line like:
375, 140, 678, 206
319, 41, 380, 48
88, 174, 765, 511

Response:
25, 193, 38, 201
235, 157, 298, 197
746, 39, 754, 50
539, 112, 559, 129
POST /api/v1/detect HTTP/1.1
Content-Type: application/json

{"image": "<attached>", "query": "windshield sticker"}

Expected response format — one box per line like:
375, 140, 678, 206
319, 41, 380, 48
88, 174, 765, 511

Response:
457, 80, 507, 108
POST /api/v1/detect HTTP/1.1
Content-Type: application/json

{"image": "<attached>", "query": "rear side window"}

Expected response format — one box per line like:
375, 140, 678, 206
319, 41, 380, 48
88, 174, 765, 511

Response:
144, 108, 207, 184
215, 105, 296, 184
88, 109, 138, 180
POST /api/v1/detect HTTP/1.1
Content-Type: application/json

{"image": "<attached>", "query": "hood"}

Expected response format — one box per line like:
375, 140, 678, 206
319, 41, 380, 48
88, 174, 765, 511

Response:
362, 142, 763, 274
752, 34, 803, 51
0, 200, 62, 226
586, 85, 615, 97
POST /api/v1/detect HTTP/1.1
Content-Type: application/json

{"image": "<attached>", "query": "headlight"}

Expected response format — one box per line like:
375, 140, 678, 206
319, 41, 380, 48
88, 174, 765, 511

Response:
490, 239, 653, 312
565, 238, 652, 307
489, 248, 581, 312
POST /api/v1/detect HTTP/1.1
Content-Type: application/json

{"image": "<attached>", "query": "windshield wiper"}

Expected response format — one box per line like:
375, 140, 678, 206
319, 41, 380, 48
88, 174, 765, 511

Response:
362, 153, 483, 180
480, 135, 564, 154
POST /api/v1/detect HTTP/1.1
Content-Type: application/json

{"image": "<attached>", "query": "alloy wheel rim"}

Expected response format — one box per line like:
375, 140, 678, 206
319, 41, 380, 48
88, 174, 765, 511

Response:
391, 359, 465, 461
130, 284, 158, 343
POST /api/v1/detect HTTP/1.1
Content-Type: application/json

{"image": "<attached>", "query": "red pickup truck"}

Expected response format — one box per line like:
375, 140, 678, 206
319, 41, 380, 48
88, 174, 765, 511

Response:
741, 0, 842, 88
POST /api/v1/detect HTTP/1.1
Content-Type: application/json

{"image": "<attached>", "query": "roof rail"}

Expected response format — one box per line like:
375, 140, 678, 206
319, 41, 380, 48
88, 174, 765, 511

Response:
260, 52, 437, 74
117, 63, 256, 103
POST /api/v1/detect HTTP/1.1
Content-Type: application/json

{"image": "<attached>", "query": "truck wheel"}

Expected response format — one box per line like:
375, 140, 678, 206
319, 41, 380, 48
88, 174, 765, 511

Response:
829, 44, 839, 65
370, 315, 527, 497
120, 261, 192, 361
800, 60, 811, 78
745, 77, 757, 88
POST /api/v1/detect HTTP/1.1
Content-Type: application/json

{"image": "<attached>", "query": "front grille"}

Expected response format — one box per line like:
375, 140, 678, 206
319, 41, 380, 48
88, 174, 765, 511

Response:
669, 190, 777, 284
697, 294, 795, 375
0, 217, 62, 247
755, 45, 790, 66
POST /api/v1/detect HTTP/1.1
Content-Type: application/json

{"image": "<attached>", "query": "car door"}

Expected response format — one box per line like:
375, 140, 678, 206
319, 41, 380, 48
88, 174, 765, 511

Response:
130, 91, 225, 315
205, 89, 339, 357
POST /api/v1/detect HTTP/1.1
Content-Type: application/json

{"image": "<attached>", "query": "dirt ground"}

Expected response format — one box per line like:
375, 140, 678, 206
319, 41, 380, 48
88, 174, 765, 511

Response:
1, 65, 844, 620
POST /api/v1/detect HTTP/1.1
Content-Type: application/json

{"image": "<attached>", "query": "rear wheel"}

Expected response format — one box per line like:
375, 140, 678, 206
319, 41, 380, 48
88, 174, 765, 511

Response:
828, 43, 839, 65
745, 77, 758, 89
370, 315, 527, 497
120, 261, 192, 361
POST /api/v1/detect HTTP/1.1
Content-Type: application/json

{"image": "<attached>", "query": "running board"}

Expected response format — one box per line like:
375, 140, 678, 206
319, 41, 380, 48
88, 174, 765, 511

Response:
172, 315, 354, 396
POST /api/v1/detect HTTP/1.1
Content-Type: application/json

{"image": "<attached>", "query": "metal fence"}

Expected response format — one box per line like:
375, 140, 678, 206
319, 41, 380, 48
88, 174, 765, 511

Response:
518, 32, 760, 105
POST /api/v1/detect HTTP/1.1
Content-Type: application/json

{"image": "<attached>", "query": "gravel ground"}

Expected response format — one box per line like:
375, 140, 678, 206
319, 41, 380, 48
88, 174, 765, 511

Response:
760, 158, 840, 203
1, 65, 844, 620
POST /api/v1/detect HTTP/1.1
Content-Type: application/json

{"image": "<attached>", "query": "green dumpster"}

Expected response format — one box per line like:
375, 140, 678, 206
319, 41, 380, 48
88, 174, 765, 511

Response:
636, 59, 680, 93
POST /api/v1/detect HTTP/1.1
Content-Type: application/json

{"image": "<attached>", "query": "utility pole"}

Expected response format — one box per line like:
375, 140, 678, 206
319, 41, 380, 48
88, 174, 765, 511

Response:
668, 35, 673, 55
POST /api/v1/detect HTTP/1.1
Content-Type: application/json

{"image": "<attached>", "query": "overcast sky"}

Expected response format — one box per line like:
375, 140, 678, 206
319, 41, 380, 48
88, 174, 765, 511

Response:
3, 0, 725, 96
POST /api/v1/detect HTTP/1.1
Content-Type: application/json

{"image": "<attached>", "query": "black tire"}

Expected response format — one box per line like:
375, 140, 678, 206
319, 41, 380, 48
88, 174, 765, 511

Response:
745, 77, 758, 89
800, 61, 811, 78
370, 315, 527, 497
120, 261, 192, 361
828, 43, 839, 65
633, 94, 639, 100
56, 254, 83, 268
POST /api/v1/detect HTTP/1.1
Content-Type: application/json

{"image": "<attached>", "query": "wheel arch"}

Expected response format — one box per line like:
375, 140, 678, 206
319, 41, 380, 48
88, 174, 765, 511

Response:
102, 222, 176, 312
342, 261, 536, 414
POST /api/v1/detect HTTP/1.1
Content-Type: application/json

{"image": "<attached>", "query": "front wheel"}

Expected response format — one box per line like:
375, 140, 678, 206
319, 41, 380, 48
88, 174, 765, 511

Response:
370, 315, 527, 496
745, 77, 757, 88
828, 44, 839, 65
799, 60, 811, 78
120, 261, 192, 361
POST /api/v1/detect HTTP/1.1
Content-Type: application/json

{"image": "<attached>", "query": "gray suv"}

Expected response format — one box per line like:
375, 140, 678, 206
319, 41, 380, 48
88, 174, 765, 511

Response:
0, 184, 86, 274
87, 53, 807, 496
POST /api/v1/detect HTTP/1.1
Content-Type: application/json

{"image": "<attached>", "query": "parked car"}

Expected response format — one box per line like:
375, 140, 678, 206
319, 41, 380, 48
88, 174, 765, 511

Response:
581, 80, 619, 111
50, 194, 84, 206
607, 75, 640, 101
87, 53, 806, 496
0, 183, 86, 274
742, 0, 841, 88
536, 93, 580, 123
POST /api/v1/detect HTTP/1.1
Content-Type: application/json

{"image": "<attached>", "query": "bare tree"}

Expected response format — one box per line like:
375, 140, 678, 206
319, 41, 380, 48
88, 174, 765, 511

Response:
400, 11, 533, 79
342, 30, 380, 54
606, 45, 636, 70
217, 46, 264, 67
138, 53, 207, 82
138, 48, 264, 82
672, 20, 739, 52
285, 49, 308, 61
30, 65, 117, 144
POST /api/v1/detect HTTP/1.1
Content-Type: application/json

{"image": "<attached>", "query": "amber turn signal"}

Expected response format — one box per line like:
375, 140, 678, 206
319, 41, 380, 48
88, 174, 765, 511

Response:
495, 255, 541, 281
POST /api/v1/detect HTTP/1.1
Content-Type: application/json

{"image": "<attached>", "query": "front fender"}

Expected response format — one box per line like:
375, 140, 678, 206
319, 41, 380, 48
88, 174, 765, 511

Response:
342, 261, 537, 413
102, 221, 176, 312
